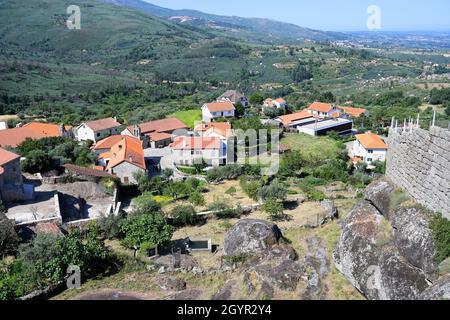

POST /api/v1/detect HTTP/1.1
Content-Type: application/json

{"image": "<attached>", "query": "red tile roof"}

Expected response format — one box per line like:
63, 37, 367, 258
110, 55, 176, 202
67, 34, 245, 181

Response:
126, 118, 187, 135
194, 122, 232, 138
147, 132, 173, 142
0, 127, 48, 148
172, 136, 221, 150
276, 110, 313, 126
23, 122, 72, 137
355, 132, 388, 149
308, 102, 335, 113
63, 163, 114, 178
84, 118, 120, 132
0, 147, 21, 166
339, 106, 367, 117
93, 135, 140, 151
204, 101, 235, 112
104, 137, 146, 170
275, 98, 286, 104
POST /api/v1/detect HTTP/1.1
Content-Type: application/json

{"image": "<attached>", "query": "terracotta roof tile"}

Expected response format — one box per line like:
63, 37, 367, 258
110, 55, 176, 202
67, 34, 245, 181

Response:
0, 147, 21, 165
23, 122, 72, 137
63, 163, 113, 178
355, 132, 387, 149
84, 118, 120, 132
194, 122, 232, 138
0, 127, 48, 148
105, 137, 146, 170
308, 102, 335, 113
204, 101, 235, 112
339, 106, 367, 117
172, 136, 221, 150
147, 132, 173, 142
127, 118, 187, 134
276, 110, 313, 125
94, 135, 140, 151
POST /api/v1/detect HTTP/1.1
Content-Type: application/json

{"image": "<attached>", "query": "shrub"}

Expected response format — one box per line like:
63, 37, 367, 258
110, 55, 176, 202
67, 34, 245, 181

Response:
239, 176, 264, 201
257, 179, 287, 202
171, 205, 197, 226
225, 186, 237, 195
188, 191, 206, 206
430, 214, 450, 263
208, 198, 240, 219
262, 198, 284, 220
131, 194, 162, 215
97, 213, 125, 240
206, 165, 243, 182
100, 176, 120, 195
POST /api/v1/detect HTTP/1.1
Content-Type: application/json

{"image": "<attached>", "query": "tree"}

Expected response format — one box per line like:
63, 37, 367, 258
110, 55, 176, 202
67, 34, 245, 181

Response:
133, 171, 153, 194
0, 212, 19, 258
120, 212, 173, 249
292, 64, 312, 83
262, 197, 284, 220
171, 205, 197, 226
249, 93, 264, 106
193, 158, 207, 174
163, 181, 191, 200
21, 150, 52, 173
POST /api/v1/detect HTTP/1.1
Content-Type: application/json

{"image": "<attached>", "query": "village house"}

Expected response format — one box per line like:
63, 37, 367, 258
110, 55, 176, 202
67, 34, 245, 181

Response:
0, 122, 7, 131
96, 136, 147, 184
202, 101, 235, 122
194, 122, 233, 142
0, 122, 72, 148
121, 117, 188, 149
74, 117, 121, 143
306, 102, 341, 119
264, 98, 287, 109
172, 136, 226, 167
274, 110, 315, 131
0, 148, 29, 202
338, 106, 367, 118
217, 90, 249, 107
351, 132, 388, 167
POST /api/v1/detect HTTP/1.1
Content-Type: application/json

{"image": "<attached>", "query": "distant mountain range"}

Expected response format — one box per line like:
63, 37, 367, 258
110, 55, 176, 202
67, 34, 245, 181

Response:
101, 0, 349, 43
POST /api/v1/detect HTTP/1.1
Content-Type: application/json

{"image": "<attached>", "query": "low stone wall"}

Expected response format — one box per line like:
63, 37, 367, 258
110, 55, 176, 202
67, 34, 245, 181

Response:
386, 126, 450, 218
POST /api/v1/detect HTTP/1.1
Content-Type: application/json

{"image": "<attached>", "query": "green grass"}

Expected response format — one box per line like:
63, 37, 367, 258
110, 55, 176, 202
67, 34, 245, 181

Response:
281, 133, 345, 163
170, 109, 202, 128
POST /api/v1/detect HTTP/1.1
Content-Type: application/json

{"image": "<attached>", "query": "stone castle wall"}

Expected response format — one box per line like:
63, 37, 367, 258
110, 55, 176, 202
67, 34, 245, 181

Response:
386, 126, 450, 219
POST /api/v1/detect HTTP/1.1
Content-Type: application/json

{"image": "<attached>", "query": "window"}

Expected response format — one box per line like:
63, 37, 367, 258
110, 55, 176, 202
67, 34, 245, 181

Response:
97, 132, 101, 137
368, 150, 373, 154
367, 158, 373, 163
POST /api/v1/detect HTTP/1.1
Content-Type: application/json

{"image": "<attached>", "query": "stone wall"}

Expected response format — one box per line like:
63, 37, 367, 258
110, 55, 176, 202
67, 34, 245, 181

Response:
386, 126, 450, 219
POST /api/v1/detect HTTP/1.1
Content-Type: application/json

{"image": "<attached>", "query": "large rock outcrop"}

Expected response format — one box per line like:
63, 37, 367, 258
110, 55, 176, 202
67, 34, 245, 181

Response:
334, 178, 445, 300
219, 219, 330, 299
223, 219, 282, 256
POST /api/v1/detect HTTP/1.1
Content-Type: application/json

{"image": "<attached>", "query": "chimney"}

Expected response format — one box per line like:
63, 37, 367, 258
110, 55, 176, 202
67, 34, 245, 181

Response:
114, 116, 118, 123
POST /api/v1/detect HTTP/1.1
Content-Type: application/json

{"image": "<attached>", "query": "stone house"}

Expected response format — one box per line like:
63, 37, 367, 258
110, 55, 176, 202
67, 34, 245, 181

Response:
0, 148, 26, 202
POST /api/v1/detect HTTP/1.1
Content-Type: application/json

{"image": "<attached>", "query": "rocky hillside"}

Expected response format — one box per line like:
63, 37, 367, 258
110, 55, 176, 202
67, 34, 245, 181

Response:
334, 178, 450, 300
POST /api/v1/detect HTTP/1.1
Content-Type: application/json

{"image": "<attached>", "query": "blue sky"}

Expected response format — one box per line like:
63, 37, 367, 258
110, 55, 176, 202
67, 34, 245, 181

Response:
145, 0, 450, 31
